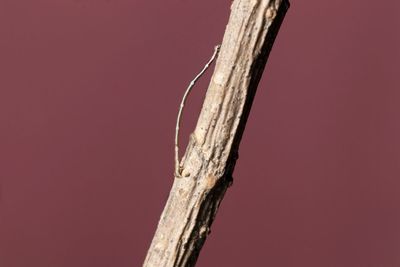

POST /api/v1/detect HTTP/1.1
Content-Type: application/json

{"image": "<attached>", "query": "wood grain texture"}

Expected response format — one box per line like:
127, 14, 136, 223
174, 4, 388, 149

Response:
143, 0, 289, 266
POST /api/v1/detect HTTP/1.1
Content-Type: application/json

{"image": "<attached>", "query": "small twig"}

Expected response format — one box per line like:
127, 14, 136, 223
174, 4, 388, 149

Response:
174, 45, 220, 178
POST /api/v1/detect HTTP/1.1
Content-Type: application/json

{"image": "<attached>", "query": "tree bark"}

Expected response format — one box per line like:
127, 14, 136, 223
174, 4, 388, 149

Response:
143, 0, 290, 266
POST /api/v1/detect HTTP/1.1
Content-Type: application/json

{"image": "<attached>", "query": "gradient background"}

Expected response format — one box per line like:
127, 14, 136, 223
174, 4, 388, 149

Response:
1, 0, 400, 266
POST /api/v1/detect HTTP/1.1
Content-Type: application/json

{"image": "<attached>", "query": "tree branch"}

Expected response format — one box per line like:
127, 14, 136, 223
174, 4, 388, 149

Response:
143, 0, 290, 266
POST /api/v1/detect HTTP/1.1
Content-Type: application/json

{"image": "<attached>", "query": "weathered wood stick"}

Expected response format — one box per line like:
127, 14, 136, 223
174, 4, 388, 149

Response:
143, 0, 289, 266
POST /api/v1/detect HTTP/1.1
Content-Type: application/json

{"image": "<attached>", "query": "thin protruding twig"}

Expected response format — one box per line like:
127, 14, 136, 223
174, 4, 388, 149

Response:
174, 45, 220, 178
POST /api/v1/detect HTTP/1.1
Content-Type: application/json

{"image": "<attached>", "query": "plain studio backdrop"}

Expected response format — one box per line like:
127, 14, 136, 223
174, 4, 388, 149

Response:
0, 1, 399, 266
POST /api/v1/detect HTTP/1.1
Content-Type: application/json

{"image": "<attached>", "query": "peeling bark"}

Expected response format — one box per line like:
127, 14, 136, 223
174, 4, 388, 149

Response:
143, 0, 289, 266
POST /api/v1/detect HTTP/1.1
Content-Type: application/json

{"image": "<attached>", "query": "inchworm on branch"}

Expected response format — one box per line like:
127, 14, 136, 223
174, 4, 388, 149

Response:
174, 45, 221, 178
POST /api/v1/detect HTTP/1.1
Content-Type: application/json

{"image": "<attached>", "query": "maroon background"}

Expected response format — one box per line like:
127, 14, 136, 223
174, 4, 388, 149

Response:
1, 1, 400, 266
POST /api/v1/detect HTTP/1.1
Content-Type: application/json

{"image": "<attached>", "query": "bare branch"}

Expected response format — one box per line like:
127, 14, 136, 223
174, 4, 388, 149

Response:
144, 0, 290, 266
